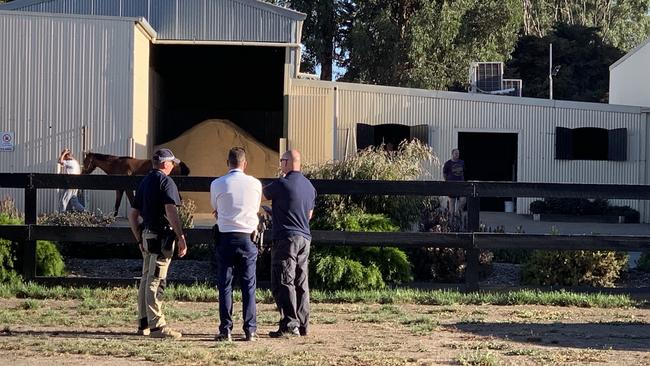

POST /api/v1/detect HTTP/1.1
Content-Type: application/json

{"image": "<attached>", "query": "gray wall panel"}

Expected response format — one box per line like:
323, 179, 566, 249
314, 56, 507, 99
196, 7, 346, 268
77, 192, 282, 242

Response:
0, 11, 137, 214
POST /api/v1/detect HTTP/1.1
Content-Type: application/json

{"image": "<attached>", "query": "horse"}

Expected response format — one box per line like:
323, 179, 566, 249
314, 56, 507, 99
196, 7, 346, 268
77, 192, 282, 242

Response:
81, 152, 191, 215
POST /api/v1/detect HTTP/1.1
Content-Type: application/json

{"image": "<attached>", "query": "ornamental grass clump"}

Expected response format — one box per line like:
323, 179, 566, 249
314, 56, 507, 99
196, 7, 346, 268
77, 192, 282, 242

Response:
306, 139, 437, 230
305, 140, 435, 290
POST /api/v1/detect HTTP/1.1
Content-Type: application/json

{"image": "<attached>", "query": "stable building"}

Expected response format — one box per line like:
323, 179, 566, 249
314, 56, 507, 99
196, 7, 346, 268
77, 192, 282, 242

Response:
0, 0, 304, 214
1, 0, 649, 222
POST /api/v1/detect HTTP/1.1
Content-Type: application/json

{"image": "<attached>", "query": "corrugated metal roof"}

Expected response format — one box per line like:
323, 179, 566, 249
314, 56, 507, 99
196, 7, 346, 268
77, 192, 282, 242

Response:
0, 0, 305, 42
0, 9, 157, 38
293, 79, 645, 113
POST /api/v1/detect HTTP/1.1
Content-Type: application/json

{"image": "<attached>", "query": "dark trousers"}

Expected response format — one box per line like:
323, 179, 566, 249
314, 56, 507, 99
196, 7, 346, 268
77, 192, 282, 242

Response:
271, 235, 310, 331
215, 232, 258, 335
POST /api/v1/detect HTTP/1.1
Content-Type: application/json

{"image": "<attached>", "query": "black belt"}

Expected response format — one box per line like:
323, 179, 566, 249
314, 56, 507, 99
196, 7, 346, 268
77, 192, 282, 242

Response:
222, 232, 252, 238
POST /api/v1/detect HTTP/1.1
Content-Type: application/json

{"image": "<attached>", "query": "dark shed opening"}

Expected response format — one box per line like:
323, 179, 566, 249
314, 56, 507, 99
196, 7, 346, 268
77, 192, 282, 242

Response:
151, 44, 285, 150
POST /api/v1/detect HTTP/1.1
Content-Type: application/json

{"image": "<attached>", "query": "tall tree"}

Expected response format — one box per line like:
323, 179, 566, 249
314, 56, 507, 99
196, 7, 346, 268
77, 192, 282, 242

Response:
266, 0, 352, 81
505, 23, 624, 102
522, 0, 650, 51
341, 0, 523, 91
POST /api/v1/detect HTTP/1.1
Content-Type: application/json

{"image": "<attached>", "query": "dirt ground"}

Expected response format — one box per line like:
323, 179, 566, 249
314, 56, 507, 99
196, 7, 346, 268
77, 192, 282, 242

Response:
1, 298, 649, 365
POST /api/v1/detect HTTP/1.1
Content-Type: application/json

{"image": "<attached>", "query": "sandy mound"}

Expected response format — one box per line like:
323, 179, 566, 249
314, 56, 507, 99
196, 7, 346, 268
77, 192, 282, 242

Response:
156, 119, 279, 213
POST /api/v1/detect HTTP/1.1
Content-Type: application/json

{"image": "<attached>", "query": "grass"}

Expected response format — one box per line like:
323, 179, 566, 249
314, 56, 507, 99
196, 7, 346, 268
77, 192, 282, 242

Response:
457, 349, 501, 366
0, 282, 637, 308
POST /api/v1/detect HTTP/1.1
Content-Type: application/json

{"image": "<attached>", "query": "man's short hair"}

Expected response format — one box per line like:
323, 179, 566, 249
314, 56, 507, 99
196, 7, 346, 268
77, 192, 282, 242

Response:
452, 148, 459, 154
228, 147, 246, 167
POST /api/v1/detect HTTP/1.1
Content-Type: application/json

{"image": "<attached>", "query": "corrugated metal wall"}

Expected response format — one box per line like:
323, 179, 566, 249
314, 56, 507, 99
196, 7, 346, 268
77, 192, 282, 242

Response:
0, 11, 138, 214
132, 24, 150, 160
3, 0, 303, 42
287, 83, 334, 165
289, 79, 648, 220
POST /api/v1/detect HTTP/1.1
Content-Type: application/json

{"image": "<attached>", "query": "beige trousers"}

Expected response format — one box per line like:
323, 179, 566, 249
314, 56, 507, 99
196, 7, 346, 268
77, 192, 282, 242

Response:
138, 251, 171, 329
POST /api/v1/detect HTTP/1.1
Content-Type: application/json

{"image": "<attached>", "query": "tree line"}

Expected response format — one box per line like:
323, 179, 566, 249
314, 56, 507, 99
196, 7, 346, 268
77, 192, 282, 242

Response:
269, 0, 650, 102
2, 0, 648, 101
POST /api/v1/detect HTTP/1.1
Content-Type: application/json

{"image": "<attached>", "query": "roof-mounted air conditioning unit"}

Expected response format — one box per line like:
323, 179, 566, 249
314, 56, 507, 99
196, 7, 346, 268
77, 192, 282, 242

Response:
469, 62, 503, 93
502, 79, 523, 97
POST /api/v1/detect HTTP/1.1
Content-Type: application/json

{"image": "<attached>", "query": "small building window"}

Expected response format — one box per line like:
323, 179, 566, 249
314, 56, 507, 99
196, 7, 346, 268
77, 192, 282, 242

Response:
356, 123, 429, 151
555, 127, 627, 161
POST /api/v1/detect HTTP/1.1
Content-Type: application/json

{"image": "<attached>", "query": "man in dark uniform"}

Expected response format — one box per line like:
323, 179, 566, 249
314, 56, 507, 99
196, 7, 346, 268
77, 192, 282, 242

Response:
128, 148, 188, 339
263, 149, 316, 338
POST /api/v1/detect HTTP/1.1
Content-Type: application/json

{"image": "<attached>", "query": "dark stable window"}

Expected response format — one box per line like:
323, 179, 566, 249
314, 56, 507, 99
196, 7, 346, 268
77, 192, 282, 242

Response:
555, 127, 627, 161
356, 123, 429, 151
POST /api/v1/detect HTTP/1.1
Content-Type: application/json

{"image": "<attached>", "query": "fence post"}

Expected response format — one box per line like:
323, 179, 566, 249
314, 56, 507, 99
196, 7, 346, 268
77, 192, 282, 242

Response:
22, 173, 37, 280
465, 194, 480, 291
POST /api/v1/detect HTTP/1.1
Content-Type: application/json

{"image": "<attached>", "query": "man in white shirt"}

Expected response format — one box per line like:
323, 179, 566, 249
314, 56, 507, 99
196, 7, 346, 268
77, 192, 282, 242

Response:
210, 147, 262, 342
57, 148, 85, 212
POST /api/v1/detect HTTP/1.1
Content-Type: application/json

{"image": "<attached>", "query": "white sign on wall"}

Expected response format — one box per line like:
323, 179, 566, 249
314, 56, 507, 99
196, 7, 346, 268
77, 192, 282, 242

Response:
1, 132, 15, 151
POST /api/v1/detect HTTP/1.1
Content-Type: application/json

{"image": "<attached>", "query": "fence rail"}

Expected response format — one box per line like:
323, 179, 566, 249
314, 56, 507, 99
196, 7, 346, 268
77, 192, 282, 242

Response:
1, 173, 650, 292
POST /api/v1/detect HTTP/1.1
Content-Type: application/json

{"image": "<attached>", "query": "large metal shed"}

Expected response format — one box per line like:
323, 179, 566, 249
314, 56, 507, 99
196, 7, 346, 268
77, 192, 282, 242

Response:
0, 0, 305, 214
287, 79, 650, 221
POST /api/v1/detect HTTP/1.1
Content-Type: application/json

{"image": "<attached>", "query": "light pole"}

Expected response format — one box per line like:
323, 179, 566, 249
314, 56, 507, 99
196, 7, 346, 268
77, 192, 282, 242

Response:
549, 43, 553, 100
549, 43, 561, 100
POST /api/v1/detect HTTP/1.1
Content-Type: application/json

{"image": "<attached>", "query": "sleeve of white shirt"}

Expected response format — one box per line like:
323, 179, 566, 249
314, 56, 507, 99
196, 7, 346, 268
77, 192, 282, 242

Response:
209, 179, 219, 212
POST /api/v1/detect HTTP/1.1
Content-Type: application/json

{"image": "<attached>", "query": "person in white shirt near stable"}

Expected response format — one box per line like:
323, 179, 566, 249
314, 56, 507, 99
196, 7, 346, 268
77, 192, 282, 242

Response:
57, 148, 85, 212
210, 147, 262, 342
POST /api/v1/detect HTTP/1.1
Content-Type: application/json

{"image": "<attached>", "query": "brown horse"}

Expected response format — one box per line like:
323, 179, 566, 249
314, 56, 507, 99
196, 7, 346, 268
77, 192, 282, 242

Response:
81, 152, 191, 215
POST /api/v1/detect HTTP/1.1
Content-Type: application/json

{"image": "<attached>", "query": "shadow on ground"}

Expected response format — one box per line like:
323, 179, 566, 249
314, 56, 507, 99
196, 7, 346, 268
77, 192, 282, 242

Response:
450, 321, 650, 351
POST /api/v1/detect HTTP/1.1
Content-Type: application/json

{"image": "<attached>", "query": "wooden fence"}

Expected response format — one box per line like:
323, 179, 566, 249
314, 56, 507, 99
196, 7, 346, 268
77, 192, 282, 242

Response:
1, 173, 650, 292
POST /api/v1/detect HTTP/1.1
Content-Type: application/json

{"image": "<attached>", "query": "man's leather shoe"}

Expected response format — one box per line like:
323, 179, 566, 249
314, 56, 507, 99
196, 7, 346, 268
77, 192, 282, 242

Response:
245, 331, 258, 341
214, 332, 232, 342
269, 327, 300, 338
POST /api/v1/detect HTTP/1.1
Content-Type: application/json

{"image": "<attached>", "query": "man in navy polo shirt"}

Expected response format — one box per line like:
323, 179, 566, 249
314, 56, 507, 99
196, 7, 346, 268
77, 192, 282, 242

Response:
128, 148, 187, 340
263, 149, 316, 338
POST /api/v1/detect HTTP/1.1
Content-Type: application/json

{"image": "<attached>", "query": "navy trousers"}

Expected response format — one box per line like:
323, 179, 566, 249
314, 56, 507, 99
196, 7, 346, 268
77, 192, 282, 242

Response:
215, 232, 258, 335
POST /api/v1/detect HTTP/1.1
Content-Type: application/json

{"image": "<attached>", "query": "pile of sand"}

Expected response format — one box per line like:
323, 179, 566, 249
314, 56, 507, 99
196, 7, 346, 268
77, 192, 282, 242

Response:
156, 119, 279, 213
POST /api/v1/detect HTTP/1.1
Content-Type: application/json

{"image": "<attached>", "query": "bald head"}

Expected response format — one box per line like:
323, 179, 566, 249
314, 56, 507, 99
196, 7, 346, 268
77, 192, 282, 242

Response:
280, 149, 302, 174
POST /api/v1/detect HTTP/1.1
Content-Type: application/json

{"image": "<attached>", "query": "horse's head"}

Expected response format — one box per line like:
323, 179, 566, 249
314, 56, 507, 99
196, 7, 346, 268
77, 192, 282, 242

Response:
171, 161, 191, 176
81, 152, 96, 174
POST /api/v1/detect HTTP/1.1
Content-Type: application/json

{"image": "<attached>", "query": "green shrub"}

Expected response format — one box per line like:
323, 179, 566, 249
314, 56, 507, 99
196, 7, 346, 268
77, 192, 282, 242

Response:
306, 139, 436, 230
311, 253, 385, 290
310, 212, 412, 290
0, 197, 66, 280
0, 200, 24, 282
35, 241, 65, 277
522, 250, 628, 287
